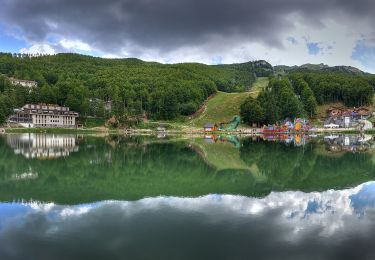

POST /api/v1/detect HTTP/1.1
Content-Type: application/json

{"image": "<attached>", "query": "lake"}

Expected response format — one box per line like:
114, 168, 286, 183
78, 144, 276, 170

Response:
1, 133, 375, 259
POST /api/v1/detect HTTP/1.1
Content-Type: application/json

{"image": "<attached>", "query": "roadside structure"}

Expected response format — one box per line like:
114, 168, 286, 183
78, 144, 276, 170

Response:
7, 104, 79, 128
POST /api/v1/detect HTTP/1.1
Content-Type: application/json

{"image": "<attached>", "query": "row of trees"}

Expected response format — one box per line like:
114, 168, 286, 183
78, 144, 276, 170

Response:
241, 71, 375, 126
0, 53, 261, 125
241, 77, 314, 126
293, 72, 374, 107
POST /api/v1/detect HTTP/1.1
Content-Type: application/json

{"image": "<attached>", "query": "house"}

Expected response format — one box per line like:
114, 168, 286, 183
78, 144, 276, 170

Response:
326, 106, 372, 128
7, 104, 79, 128
9, 78, 38, 89
204, 123, 218, 132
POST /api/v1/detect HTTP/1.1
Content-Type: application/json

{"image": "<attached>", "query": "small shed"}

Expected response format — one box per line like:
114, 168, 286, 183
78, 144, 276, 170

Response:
204, 123, 217, 132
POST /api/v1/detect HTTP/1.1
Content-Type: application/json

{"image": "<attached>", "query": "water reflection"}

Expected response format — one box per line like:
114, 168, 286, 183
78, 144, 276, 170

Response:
6, 133, 79, 159
1, 134, 375, 204
1, 182, 375, 259
324, 134, 373, 153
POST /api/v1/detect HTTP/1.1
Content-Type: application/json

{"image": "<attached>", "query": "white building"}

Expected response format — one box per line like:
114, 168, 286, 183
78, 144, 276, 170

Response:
9, 78, 38, 89
8, 104, 79, 128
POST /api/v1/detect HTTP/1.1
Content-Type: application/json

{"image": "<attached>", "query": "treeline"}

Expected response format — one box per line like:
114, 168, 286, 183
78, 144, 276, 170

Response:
241, 72, 375, 126
295, 72, 374, 107
0, 53, 264, 124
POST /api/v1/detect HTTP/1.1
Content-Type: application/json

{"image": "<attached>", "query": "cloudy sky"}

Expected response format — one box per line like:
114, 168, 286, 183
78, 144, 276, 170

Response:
0, 0, 374, 72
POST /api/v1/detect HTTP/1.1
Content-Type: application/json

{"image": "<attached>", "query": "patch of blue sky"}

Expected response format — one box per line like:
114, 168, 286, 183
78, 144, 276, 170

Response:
307, 42, 322, 55
0, 23, 26, 53
211, 56, 223, 65
0, 203, 32, 230
351, 39, 375, 72
349, 182, 375, 216
287, 36, 298, 45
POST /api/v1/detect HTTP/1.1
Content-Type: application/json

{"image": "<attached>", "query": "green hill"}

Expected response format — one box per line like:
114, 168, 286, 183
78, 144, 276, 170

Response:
0, 53, 276, 124
188, 77, 269, 127
274, 63, 370, 76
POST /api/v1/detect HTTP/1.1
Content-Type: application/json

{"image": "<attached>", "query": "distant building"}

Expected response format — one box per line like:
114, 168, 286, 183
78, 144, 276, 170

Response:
8, 104, 79, 128
204, 123, 218, 132
9, 77, 38, 89
325, 107, 372, 128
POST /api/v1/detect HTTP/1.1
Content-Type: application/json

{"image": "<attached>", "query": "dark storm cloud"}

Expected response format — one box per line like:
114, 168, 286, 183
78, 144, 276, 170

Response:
0, 0, 374, 54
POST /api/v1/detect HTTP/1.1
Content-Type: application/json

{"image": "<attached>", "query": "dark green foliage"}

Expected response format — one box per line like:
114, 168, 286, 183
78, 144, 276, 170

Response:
240, 77, 304, 125
240, 96, 264, 125
241, 71, 373, 125
295, 72, 373, 107
0, 53, 260, 122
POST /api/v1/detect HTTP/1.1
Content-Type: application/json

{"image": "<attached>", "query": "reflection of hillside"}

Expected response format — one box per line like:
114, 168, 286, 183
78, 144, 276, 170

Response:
0, 135, 375, 204
6, 134, 79, 159
190, 137, 266, 181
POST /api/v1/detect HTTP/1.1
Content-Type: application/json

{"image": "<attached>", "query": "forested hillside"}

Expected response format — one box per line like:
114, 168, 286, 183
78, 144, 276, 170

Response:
0, 53, 270, 124
241, 71, 375, 126
1, 52, 374, 128
275, 63, 369, 76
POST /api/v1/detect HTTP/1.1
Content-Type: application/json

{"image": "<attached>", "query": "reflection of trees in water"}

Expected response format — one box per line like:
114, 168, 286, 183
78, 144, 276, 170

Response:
240, 138, 375, 191
0, 135, 375, 204
0, 136, 259, 203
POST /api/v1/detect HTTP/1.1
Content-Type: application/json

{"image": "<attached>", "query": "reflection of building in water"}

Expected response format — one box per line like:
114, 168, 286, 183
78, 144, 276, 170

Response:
261, 134, 309, 146
324, 135, 373, 152
6, 134, 79, 159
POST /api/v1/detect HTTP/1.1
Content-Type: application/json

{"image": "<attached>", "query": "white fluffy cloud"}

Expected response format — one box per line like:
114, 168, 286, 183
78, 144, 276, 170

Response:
19, 43, 56, 55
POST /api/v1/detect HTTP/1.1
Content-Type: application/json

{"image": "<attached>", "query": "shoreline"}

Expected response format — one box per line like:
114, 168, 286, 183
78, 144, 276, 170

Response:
1, 126, 374, 135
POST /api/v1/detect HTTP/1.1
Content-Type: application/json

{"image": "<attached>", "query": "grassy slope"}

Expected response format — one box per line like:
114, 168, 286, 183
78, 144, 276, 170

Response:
188, 91, 251, 127
190, 138, 267, 181
187, 77, 269, 127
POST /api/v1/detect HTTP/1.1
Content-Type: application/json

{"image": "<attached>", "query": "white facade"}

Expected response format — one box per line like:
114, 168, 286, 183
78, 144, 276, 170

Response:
8, 104, 79, 128
32, 113, 76, 128
9, 78, 38, 89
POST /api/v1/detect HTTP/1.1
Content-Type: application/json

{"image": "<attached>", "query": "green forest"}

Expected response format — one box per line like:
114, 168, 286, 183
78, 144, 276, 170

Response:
241, 72, 375, 126
1, 52, 374, 128
0, 53, 273, 125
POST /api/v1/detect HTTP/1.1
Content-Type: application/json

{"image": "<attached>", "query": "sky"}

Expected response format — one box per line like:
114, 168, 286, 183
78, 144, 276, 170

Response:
0, 0, 374, 73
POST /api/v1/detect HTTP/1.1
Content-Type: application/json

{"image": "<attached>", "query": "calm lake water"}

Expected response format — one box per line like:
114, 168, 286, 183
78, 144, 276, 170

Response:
1, 133, 375, 259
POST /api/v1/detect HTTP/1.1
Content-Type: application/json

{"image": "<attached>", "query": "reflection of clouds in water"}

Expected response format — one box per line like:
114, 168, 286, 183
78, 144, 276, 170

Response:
1, 183, 375, 259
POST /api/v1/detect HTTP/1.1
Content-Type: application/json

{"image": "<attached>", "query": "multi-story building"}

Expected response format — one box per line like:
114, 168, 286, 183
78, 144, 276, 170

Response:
8, 104, 79, 128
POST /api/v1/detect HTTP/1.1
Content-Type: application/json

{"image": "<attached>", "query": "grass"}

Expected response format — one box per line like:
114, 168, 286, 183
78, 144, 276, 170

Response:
83, 118, 106, 128
190, 137, 267, 181
251, 77, 269, 95
187, 77, 269, 127
187, 91, 251, 127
